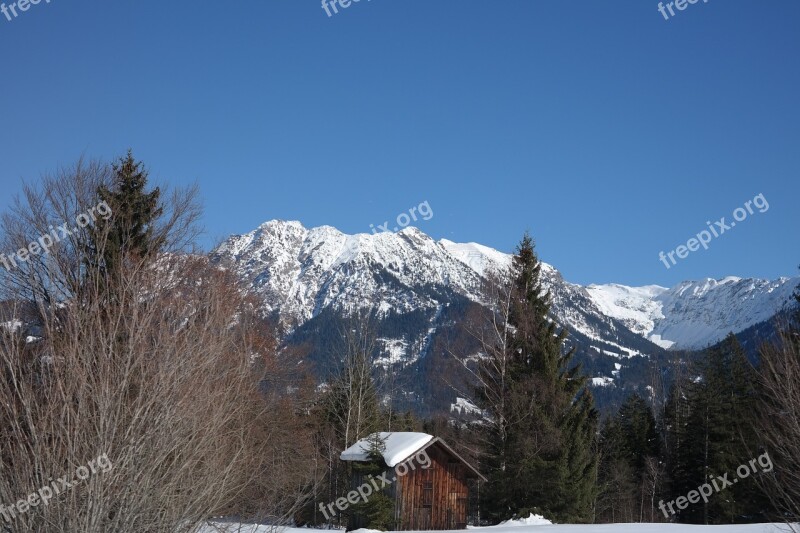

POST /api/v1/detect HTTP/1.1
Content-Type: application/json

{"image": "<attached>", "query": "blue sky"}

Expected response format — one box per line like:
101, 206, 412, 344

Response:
0, 0, 797, 287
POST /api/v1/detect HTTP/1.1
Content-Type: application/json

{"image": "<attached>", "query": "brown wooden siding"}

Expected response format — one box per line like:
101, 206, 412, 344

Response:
395, 442, 470, 530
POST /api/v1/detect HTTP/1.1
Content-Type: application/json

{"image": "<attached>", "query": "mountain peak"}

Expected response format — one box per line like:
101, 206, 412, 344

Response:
213, 221, 799, 350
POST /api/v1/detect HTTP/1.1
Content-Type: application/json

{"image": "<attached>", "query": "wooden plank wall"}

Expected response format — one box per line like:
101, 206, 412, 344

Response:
396, 443, 469, 530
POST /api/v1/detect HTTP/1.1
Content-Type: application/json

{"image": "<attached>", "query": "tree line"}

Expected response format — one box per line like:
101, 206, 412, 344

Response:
456, 232, 800, 526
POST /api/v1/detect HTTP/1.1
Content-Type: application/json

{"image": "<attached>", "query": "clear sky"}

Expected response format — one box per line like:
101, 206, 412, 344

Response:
0, 0, 797, 287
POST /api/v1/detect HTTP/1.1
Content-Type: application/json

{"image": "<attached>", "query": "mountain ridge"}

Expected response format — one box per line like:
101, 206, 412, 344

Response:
212, 219, 799, 352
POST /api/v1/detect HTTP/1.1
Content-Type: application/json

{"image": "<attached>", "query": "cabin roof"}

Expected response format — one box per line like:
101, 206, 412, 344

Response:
340, 431, 487, 482
340, 432, 433, 467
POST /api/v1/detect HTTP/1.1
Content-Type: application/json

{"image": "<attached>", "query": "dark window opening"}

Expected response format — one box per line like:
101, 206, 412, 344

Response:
422, 481, 433, 508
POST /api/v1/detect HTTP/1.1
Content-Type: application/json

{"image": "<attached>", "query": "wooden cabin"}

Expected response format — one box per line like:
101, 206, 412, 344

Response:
340, 432, 486, 530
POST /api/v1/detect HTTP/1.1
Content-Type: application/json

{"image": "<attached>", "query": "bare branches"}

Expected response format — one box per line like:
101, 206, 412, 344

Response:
0, 253, 316, 532
0, 157, 316, 532
755, 327, 800, 525
0, 158, 111, 307
0, 156, 203, 310
325, 311, 382, 450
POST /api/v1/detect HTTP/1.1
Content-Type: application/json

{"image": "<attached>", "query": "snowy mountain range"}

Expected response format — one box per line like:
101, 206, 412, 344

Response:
212, 220, 798, 353
585, 278, 798, 350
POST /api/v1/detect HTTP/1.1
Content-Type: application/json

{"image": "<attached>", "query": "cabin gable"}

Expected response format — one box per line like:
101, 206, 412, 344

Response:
341, 433, 484, 530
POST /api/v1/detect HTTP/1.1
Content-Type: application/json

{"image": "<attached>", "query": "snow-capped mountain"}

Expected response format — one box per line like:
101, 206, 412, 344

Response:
212, 221, 484, 326
212, 221, 656, 364
586, 277, 799, 350
212, 220, 799, 353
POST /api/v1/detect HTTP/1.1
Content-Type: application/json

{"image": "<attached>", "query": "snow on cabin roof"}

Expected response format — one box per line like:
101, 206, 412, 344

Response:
340, 432, 433, 467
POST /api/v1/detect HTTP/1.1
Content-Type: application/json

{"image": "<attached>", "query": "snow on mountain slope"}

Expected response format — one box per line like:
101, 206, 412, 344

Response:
439, 239, 512, 276
212, 220, 484, 327
444, 240, 665, 356
213, 220, 798, 353
213, 221, 650, 359
649, 276, 798, 350
587, 277, 799, 350
585, 284, 671, 347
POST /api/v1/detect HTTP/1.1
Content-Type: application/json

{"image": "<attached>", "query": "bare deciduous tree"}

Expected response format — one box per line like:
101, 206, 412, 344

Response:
0, 156, 201, 309
311, 312, 382, 527
755, 325, 800, 530
0, 158, 316, 532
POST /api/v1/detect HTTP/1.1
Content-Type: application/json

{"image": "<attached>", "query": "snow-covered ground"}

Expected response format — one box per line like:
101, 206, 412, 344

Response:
197, 519, 795, 533
473, 525, 791, 533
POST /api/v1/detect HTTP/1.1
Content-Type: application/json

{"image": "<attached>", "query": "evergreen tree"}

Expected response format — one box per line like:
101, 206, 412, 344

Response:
89, 150, 164, 276
477, 233, 598, 523
349, 433, 395, 531
597, 416, 638, 522
389, 410, 419, 432
597, 395, 662, 522
554, 388, 600, 521
663, 373, 698, 521
702, 334, 766, 522
616, 394, 661, 476
665, 334, 766, 524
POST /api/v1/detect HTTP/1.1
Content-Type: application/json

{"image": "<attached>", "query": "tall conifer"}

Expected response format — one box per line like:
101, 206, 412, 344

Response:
89, 150, 164, 276
478, 233, 598, 522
